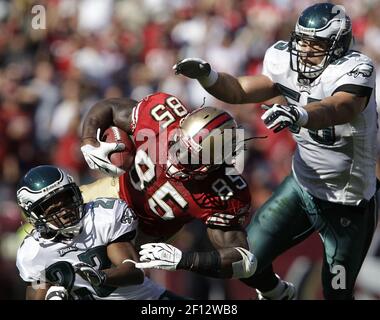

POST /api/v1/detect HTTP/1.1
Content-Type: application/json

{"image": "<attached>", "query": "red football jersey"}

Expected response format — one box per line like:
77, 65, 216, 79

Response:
119, 92, 251, 238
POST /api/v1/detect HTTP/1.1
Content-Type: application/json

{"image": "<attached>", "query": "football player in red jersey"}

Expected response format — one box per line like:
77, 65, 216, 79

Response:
80, 92, 257, 280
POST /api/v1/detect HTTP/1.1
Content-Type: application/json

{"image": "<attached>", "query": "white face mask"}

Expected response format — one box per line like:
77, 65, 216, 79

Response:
293, 39, 330, 79
36, 204, 84, 240
297, 55, 327, 79
58, 220, 83, 238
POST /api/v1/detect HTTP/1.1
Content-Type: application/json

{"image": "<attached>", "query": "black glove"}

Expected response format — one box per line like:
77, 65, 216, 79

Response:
173, 58, 211, 79
74, 262, 107, 287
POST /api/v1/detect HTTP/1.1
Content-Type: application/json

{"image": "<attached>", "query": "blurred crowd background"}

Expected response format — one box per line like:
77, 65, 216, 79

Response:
1, 0, 380, 300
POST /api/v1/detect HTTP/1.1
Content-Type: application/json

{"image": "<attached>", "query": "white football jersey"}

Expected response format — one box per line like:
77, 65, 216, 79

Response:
16, 198, 165, 300
263, 41, 378, 205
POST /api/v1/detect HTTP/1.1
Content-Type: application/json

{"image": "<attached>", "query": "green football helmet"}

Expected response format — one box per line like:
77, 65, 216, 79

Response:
289, 3, 353, 79
16, 165, 84, 240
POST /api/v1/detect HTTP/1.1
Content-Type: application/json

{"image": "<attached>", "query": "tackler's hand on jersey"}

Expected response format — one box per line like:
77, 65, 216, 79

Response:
261, 104, 309, 133
81, 128, 125, 177
136, 243, 182, 271
74, 262, 107, 287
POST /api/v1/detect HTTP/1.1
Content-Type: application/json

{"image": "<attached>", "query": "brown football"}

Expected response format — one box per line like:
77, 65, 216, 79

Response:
102, 127, 135, 171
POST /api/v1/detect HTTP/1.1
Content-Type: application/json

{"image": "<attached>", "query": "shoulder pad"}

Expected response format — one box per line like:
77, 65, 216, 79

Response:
16, 237, 41, 282
326, 51, 374, 79
263, 40, 290, 77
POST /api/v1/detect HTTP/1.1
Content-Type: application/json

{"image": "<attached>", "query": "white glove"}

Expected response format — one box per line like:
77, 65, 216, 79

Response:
73, 262, 107, 287
261, 104, 308, 133
45, 286, 68, 300
81, 128, 126, 177
136, 243, 183, 271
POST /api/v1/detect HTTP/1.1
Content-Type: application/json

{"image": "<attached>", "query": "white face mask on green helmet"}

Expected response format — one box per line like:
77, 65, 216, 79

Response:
17, 165, 84, 240
289, 3, 353, 79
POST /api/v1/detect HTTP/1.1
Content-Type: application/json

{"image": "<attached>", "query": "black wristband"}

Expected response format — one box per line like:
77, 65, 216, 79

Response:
177, 251, 221, 274
177, 252, 196, 270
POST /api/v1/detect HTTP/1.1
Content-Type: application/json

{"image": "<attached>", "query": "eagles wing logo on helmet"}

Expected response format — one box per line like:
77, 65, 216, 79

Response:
347, 63, 374, 78
16, 165, 84, 240
289, 3, 353, 79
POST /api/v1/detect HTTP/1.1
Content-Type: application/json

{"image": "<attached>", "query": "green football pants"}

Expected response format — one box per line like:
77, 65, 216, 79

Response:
243, 174, 378, 299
